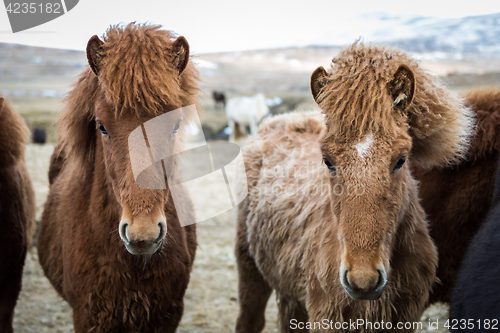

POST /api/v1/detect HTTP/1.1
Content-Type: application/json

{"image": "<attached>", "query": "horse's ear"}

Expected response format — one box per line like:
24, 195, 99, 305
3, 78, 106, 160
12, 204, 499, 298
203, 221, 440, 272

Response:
86, 35, 104, 76
0, 97, 4, 112
172, 36, 190, 74
311, 66, 329, 104
388, 64, 415, 111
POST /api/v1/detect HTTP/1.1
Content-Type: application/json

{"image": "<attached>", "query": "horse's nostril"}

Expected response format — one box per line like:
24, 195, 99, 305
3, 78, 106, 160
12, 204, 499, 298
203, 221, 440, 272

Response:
375, 270, 385, 290
343, 270, 351, 289
121, 223, 129, 244
155, 223, 163, 244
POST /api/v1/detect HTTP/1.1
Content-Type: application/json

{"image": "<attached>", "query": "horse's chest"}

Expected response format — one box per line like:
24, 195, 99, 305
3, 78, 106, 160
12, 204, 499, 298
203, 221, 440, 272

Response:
65, 261, 178, 330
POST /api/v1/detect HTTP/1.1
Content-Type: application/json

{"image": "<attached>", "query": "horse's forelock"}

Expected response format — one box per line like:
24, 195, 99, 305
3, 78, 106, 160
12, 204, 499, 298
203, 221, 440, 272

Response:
318, 43, 411, 140
59, 23, 201, 169
319, 42, 474, 168
98, 23, 200, 118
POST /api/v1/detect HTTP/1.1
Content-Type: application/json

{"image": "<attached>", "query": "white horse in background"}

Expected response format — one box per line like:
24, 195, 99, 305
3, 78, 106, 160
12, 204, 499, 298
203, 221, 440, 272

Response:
226, 93, 269, 142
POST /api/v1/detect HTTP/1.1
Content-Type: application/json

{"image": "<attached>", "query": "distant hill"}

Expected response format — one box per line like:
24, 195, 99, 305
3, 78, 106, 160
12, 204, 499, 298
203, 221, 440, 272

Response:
347, 12, 500, 59
1, 13, 499, 102
0, 42, 86, 80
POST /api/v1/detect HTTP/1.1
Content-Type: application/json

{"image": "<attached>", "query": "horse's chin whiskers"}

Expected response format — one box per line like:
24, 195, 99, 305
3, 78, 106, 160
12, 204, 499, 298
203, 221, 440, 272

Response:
142, 256, 149, 271
335, 295, 349, 307
157, 250, 171, 260
166, 232, 177, 245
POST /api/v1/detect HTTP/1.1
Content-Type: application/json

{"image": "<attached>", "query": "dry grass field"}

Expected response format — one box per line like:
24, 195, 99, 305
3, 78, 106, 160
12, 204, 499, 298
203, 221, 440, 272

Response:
2, 42, 499, 332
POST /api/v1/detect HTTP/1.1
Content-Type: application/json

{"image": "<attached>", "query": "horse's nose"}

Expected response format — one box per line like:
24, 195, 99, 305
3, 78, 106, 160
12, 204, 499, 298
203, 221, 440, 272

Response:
119, 215, 167, 255
341, 268, 387, 300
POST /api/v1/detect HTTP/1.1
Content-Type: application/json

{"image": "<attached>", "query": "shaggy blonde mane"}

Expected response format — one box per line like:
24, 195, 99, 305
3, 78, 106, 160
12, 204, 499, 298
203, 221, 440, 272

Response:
317, 42, 474, 169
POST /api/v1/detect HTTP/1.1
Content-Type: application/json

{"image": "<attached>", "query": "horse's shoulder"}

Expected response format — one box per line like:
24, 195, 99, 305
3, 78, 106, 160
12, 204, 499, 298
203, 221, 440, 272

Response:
462, 87, 500, 160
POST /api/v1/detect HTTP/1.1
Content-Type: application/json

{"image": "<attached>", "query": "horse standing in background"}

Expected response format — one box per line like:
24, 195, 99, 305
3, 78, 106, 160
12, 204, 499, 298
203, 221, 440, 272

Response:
213, 90, 226, 110
226, 93, 269, 142
412, 86, 500, 304
0, 96, 36, 333
32, 126, 46, 144
37, 23, 199, 333
449, 151, 500, 325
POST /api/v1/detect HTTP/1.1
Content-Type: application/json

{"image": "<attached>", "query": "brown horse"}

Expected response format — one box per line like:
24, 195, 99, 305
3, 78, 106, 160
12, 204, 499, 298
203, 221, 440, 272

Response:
37, 23, 199, 333
412, 86, 500, 304
0, 96, 36, 333
235, 43, 474, 332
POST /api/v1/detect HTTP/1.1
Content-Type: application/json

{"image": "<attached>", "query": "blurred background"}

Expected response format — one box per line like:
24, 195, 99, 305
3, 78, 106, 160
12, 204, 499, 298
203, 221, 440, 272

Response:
1, 1, 499, 331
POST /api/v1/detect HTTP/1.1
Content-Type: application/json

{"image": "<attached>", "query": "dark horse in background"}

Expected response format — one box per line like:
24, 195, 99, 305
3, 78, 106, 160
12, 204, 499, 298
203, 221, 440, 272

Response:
32, 126, 47, 144
449, 90, 500, 324
412, 86, 500, 304
0, 96, 36, 333
213, 90, 226, 110
37, 23, 199, 333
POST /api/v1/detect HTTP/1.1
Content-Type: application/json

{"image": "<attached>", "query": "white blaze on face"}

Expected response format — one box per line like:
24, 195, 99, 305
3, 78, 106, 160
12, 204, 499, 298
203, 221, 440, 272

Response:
355, 133, 374, 159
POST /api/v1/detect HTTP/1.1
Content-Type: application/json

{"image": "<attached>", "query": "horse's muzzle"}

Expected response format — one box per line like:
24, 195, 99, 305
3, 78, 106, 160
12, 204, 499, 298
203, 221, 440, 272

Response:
341, 268, 388, 300
119, 217, 167, 255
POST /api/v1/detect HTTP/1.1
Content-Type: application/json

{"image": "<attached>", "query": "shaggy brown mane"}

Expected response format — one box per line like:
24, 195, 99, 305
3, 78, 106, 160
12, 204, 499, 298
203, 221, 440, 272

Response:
317, 42, 473, 168
462, 86, 500, 160
100, 23, 199, 117
0, 96, 28, 167
56, 70, 99, 168
57, 23, 200, 169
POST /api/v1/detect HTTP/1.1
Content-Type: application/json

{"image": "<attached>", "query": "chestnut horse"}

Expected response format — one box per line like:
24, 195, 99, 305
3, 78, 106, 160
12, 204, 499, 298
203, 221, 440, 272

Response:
412, 86, 500, 304
0, 96, 36, 333
235, 43, 473, 332
38, 23, 199, 332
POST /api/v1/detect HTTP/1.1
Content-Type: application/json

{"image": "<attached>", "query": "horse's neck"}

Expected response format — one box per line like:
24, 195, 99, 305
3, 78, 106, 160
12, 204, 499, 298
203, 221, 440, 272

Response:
396, 175, 428, 242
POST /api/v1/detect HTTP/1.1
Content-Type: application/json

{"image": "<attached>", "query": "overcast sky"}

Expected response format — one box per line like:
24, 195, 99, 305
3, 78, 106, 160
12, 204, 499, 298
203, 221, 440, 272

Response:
1, 0, 499, 54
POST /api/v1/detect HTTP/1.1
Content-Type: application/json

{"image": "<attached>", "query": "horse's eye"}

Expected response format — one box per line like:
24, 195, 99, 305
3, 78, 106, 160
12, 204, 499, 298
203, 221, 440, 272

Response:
323, 155, 335, 171
172, 119, 182, 134
96, 121, 108, 136
393, 155, 406, 172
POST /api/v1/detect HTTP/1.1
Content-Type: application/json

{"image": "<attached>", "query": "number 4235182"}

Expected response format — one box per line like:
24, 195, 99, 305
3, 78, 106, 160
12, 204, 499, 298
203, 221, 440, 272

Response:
5, 3, 62, 14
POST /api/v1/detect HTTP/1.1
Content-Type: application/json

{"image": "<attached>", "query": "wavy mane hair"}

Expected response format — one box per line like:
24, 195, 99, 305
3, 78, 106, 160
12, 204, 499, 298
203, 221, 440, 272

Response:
315, 42, 474, 169
57, 23, 200, 169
